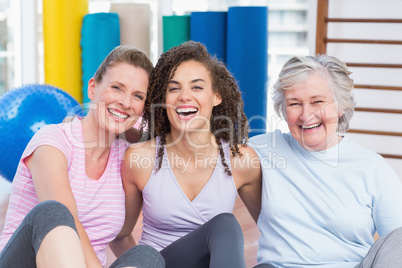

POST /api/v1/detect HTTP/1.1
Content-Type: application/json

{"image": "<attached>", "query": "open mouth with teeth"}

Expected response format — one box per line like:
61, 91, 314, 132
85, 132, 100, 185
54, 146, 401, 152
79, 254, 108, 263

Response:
301, 123, 322, 130
176, 107, 198, 118
108, 108, 129, 120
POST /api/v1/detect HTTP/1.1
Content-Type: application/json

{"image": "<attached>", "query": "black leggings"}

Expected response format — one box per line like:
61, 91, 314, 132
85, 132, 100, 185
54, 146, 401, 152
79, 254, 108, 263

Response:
160, 213, 246, 268
0, 200, 164, 268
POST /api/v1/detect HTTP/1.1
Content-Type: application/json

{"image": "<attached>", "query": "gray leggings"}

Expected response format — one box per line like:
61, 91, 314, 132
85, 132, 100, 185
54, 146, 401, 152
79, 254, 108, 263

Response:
0, 200, 165, 268
356, 227, 402, 268
160, 213, 246, 268
254, 227, 402, 268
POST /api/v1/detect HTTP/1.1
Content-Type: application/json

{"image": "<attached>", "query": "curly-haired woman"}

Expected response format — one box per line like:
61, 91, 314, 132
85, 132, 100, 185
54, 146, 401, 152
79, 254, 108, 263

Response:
118, 41, 262, 268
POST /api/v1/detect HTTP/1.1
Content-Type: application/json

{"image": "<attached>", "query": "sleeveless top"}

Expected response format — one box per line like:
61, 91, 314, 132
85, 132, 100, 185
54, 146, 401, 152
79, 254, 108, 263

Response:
139, 137, 238, 251
0, 118, 128, 266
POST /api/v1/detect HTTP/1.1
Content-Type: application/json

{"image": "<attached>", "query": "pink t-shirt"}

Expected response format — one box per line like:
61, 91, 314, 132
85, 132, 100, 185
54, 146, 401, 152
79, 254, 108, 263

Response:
0, 118, 129, 266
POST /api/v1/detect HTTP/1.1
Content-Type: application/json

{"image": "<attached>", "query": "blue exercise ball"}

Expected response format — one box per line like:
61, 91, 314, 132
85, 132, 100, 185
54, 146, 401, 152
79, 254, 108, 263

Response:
0, 84, 83, 182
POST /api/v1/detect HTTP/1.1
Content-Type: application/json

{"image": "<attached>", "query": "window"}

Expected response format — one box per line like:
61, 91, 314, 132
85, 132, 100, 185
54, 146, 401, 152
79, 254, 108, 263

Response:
0, 0, 20, 95
266, 0, 309, 132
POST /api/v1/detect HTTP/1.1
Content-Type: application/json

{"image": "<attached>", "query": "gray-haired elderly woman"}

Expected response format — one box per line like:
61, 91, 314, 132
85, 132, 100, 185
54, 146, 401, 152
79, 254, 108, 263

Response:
250, 55, 402, 268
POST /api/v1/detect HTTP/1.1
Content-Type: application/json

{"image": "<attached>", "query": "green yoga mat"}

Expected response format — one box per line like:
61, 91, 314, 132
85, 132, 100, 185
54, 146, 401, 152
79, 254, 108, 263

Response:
163, 15, 190, 52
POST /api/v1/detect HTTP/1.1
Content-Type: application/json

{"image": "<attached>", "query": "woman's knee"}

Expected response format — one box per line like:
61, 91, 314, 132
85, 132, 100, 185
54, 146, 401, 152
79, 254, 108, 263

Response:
111, 245, 165, 268
389, 226, 402, 236
209, 213, 243, 238
128, 244, 162, 259
27, 201, 77, 252
211, 213, 241, 228
30, 200, 70, 218
28, 200, 75, 228
254, 264, 276, 268
385, 226, 402, 242
0, 201, 78, 264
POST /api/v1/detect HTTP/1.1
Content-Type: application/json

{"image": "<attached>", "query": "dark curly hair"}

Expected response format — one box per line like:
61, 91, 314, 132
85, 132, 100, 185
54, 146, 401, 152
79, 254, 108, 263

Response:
141, 41, 249, 176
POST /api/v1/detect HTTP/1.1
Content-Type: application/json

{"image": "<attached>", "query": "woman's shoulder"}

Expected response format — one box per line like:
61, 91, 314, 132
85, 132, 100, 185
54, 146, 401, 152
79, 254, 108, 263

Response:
126, 138, 157, 153
342, 137, 385, 161
248, 129, 287, 148
234, 144, 259, 157
37, 117, 83, 142
28, 121, 72, 150
230, 144, 261, 173
122, 138, 158, 188
20, 121, 74, 170
35, 121, 68, 136
341, 137, 395, 175
124, 138, 158, 167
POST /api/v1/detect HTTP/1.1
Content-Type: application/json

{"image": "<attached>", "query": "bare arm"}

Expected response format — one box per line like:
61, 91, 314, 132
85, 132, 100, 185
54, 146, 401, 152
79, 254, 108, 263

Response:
109, 145, 150, 257
26, 145, 102, 268
108, 156, 143, 257
232, 146, 262, 223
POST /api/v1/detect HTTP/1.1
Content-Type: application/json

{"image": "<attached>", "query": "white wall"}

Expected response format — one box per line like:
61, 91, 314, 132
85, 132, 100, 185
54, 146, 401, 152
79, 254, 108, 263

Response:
310, 0, 402, 177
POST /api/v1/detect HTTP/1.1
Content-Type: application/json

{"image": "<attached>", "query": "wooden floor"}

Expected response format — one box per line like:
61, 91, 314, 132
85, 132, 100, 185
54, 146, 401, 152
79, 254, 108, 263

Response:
233, 197, 260, 267
106, 196, 260, 267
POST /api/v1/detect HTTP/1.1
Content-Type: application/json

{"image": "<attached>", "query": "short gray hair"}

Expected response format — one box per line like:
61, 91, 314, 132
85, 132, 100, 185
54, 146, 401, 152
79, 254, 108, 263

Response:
272, 54, 356, 133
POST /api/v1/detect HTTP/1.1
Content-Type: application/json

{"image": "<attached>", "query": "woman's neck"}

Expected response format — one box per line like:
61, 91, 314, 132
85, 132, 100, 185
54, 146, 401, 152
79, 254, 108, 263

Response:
166, 130, 218, 158
81, 114, 116, 154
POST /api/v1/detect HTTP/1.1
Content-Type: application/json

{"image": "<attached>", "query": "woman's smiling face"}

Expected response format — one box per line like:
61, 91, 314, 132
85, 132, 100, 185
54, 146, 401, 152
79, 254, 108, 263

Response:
165, 60, 221, 134
88, 62, 149, 135
285, 73, 343, 151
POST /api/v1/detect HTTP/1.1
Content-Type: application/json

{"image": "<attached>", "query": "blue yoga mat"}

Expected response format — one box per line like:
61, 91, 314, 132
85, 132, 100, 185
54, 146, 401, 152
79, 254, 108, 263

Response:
190, 11, 227, 63
226, 6, 268, 136
81, 13, 120, 105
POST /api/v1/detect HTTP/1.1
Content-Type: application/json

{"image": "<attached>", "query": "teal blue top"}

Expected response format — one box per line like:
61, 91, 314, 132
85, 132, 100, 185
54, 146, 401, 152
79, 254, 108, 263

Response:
250, 130, 402, 268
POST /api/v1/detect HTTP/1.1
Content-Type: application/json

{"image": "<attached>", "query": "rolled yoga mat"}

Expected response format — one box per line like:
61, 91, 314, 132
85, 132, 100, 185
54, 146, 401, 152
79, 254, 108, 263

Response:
163, 15, 190, 52
190, 12, 227, 63
43, 0, 88, 103
226, 6, 268, 136
81, 13, 120, 105
109, 3, 152, 58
